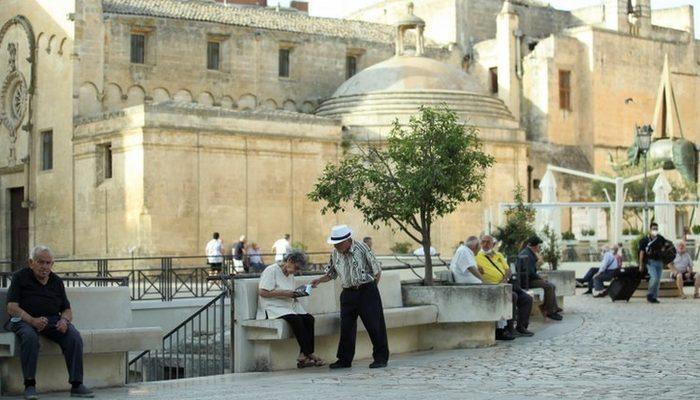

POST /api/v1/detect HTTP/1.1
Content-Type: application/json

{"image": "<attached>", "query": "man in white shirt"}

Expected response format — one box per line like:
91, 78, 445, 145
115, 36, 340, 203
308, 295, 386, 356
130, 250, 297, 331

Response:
272, 234, 292, 262
205, 232, 223, 274
450, 236, 484, 284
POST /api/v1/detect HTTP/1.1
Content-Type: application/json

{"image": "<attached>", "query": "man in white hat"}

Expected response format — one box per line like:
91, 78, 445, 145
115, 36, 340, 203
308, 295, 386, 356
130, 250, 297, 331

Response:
311, 225, 388, 369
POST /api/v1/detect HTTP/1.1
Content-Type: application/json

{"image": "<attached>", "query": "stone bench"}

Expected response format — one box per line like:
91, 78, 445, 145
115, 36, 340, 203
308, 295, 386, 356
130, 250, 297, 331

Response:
233, 271, 511, 372
0, 287, 161, 395
633, 270, 682, 298
435, 269, 574, 318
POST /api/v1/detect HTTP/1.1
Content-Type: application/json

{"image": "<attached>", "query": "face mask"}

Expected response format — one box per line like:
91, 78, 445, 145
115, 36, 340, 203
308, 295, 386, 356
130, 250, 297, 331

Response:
651, 230, 658, 236
483, 248, 493, 255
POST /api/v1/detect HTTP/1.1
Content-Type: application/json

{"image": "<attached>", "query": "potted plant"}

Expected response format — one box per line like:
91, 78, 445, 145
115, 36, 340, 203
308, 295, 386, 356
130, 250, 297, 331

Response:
540, 225, 562, 270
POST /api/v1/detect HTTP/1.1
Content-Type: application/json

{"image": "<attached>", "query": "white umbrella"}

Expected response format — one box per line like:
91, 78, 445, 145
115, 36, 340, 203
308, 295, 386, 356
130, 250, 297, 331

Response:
652, 174, 675, 239
536, 170, 561, 235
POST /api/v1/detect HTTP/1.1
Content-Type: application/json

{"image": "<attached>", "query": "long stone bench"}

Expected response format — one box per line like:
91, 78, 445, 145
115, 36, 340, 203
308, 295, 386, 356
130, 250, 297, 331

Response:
633, 269, 682, 298
233, 271, 511, 372
436, 269, 575, 318
0, 287, 162, 395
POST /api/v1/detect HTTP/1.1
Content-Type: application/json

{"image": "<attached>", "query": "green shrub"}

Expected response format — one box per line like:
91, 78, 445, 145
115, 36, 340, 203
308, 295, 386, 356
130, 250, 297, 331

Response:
561, 231, 575, 240
692, 225, 700, 235
291, 241, 308, 251
630, 227, 641, 235
494, 185, 535, 258
622, 228, 630, 235
390, 242, 412, 254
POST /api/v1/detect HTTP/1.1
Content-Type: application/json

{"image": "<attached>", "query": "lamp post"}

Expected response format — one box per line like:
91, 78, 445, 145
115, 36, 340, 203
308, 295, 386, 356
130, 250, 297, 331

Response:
636, 124, 653, 228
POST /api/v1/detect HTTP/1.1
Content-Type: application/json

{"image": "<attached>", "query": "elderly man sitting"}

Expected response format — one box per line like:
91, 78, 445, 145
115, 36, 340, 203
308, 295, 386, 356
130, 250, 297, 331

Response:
476, 235, 534, 339
5, 246, 94, 399
671, 241, 700, 299
449, 236, 484, 284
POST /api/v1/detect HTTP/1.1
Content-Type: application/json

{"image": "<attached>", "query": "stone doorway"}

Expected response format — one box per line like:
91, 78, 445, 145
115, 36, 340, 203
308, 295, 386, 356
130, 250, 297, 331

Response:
9, 187, 28, 271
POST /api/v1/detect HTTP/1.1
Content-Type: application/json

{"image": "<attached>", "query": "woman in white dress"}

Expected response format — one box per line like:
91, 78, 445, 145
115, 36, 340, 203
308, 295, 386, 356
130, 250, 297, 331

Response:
257, 250, 324, 368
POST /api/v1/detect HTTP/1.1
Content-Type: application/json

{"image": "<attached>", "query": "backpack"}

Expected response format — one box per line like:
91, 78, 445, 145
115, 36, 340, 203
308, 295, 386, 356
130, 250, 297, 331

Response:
647, 238, 676, 265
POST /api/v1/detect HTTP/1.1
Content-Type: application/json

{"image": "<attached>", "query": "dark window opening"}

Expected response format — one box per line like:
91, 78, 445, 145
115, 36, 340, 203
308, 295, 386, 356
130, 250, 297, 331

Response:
489, 67, 498, 94
279, 48, 290, 78
346, 55, 357, 79
41, 130, 53, 171
559, 70, 571, 111
104, 144, 113, 179
207, 41, 220, 70
130, 34, 145, 64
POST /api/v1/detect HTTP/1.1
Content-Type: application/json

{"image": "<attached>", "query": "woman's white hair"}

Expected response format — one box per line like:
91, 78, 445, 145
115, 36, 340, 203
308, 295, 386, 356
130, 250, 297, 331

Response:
30, 245, 54, 260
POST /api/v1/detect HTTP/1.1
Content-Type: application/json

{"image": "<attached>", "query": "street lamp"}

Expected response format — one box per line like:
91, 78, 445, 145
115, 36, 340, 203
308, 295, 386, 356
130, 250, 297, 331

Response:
636, 124, 653, 228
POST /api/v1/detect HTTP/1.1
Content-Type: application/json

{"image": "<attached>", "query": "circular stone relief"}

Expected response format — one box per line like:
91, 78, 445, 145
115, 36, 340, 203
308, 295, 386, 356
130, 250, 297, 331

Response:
1, 71, 28, 133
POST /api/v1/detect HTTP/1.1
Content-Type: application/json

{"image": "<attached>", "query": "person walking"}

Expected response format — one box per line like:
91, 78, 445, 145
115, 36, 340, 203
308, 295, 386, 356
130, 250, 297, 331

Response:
272, 234, 292, 263
638, 222, 667, 304
205, 232, 223, 274
311, 225, 388, 369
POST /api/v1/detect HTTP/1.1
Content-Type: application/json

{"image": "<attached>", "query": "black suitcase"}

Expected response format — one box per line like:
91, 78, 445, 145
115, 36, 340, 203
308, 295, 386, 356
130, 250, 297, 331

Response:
608, 268, 642, 302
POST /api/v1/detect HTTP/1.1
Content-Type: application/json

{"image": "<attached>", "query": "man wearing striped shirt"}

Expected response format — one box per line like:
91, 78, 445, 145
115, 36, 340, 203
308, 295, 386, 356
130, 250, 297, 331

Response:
311, 225, 388, 369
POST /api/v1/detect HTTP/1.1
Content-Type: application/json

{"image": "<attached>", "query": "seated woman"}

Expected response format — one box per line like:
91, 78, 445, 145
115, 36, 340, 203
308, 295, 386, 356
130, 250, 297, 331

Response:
257, 250, 324, 368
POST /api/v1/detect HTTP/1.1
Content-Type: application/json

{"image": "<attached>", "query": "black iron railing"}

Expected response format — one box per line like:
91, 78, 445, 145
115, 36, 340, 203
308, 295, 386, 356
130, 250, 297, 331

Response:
127, 290, 229, 383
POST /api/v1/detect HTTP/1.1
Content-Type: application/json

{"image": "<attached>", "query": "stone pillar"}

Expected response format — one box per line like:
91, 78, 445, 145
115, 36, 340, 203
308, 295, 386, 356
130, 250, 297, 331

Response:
496, 0, 520, 121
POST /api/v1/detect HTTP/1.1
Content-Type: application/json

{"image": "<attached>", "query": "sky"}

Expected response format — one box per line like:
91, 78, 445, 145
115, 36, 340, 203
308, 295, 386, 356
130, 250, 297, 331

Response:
269, 0, 700, 38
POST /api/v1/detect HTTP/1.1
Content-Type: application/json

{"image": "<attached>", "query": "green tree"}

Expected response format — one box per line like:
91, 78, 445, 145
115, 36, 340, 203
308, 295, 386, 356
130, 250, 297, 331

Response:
494, 185, 535, 258
540, 225, 561, 270
308, 106, 494, 285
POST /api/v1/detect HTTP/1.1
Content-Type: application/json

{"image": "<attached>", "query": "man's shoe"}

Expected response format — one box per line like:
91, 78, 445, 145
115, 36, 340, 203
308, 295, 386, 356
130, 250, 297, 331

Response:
328, 360, 352, 369
369, 361, 387, 369
495, 329, 516, 341
515, 328, 534, 337
547, 312, 563, 321
582, 290, 593, 295
70, 384, 94, 398
24, 386, 38, 400
593, 292, 607, 298
647, 298, 660, 304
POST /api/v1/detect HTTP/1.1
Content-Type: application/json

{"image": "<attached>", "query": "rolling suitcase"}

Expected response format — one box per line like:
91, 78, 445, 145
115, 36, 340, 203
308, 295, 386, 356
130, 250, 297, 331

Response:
608, 267, 642, 302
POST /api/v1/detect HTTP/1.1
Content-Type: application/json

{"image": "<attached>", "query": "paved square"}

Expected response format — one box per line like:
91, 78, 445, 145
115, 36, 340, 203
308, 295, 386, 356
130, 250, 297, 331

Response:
31, 291, 700, 400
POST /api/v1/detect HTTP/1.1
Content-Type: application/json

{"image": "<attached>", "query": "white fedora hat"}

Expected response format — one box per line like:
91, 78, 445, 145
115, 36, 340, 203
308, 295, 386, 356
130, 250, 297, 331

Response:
327, 225, 353, 245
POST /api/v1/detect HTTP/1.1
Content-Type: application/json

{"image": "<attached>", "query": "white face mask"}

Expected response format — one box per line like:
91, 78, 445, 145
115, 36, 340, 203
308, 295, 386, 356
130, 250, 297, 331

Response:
651, 230, 659, 236
483, 248, 493, 255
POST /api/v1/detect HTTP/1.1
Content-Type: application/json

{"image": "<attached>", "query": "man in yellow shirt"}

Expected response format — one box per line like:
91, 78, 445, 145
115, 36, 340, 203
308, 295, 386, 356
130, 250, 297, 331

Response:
477, 235, 534, 337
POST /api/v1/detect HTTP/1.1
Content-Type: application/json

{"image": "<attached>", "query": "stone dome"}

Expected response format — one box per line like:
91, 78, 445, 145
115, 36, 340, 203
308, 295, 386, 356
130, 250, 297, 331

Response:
316, 5, 520, 138
330, 56, 485, 97
316, 56, 519, 132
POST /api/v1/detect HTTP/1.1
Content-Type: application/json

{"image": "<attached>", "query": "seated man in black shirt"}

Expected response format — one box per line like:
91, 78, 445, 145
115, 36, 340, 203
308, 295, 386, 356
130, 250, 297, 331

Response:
6, 246, 94, 399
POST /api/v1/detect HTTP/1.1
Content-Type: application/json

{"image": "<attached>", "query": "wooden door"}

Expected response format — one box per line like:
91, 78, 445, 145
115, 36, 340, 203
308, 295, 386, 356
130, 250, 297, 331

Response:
10, 188, 28, 271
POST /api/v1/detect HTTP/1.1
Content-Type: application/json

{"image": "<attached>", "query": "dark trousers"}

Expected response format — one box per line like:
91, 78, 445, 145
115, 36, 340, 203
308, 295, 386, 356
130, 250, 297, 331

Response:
10, 320, 84, 383
512, 287, 533, 329
529, 278, 560, 314
338, 282, 389, 364
581, 267, 600, 290
593, 270, 617, 291
279, 314, 315, 356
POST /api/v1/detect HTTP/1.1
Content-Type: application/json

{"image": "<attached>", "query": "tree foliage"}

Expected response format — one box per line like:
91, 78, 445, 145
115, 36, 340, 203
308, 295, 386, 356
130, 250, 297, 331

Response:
494, 185, 535, 258
308, 106, 494, 285
540, 225, 561, 271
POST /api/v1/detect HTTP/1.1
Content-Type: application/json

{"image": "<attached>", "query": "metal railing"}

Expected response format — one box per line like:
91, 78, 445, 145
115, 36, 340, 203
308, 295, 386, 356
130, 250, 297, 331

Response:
0, 272, 128, 288
127, 290, 228, 383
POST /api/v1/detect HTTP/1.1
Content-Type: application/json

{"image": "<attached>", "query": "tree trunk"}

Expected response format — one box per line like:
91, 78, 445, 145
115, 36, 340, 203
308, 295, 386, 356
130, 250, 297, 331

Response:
422, 229, 434, 286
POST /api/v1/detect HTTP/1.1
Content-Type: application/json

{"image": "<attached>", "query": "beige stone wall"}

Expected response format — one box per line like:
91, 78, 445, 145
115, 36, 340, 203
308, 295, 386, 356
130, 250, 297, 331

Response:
0, 0, 76, 260
74, 11, 399, 118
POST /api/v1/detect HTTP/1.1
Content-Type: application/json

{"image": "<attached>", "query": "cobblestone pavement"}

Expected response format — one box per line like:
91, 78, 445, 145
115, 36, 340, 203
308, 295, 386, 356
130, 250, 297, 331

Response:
34, 289, 700, 400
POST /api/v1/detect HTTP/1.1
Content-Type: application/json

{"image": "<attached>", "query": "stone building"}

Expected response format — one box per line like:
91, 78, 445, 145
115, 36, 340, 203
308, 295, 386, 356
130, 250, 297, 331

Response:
0, 0, 697, 266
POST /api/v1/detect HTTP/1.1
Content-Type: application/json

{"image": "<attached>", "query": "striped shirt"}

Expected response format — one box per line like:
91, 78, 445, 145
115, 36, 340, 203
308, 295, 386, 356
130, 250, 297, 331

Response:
326, 240, 382, 288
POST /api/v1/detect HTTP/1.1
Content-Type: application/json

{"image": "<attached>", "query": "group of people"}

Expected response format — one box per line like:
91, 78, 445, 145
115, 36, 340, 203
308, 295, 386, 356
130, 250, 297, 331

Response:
449, 234, 563, 341
205, 233, 292, 274
255, 225, 388, 370
578, 222, 700, 302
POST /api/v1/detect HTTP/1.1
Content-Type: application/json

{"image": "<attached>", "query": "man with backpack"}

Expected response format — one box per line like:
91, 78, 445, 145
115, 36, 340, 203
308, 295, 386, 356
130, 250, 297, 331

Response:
638, 222, 674, 304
